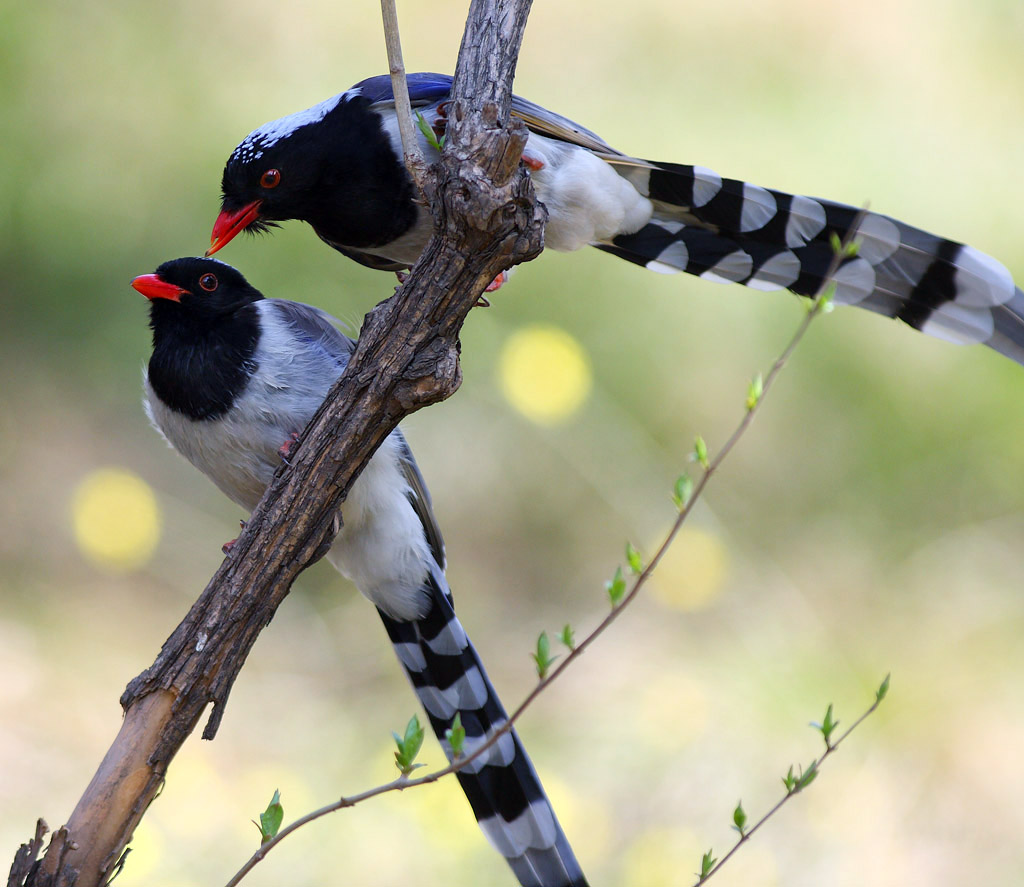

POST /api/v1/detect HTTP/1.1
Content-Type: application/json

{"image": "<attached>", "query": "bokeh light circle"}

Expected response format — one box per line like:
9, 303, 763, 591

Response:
71, 468, 161, 571
498, 325, 592, 425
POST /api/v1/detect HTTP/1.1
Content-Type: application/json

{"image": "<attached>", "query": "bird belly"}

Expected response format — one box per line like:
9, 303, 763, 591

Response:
327, 433, 433, 621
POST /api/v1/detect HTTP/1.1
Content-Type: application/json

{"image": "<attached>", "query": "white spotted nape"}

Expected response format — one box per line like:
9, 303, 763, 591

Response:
231, 92, 348, 164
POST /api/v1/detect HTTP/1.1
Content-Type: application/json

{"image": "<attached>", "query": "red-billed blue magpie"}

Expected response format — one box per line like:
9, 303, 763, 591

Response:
132, 256, 588, 887
208, 73, 1024, 366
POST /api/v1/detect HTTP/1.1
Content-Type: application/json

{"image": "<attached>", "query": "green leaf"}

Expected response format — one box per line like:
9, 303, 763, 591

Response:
559, 623, 576, 651
532, 631, 559, 679
445, 713, 466, 758
672, 473, 694, 511
257, 789, 283, 844
393, 714, 426, 775
795, 761, 819, 791
745, 374, 763, 411
693, 435, 709, 469
606, 566, 626, 607
782, 765, 797, 793
732, 800, 747, 836
415, 112, 444, 152
876, 673, 891, 702
810, 703, 839, 746
829, 230, 843, 256
699, 849, 717, 879
625, 542, 644, 575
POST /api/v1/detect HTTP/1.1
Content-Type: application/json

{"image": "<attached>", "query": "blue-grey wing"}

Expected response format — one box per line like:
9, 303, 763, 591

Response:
358, 72, 455, 108
267, 299, 355, 370
269, 298, 445, 567
361, 70, 619, 155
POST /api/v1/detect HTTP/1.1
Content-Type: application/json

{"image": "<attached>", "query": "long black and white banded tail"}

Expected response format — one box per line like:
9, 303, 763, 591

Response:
378, 569, 588, 887
599, 159, 1024, 366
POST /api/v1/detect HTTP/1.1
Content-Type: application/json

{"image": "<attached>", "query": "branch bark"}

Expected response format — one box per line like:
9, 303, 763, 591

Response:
8, 2, 541, 885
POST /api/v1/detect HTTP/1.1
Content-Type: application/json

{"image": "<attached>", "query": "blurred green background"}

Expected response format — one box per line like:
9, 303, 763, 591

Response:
3, 0, 1024, 884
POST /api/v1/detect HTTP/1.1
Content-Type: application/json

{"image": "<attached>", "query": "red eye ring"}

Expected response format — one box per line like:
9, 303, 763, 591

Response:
199, 273, 218, 292
260, 168, 281, 189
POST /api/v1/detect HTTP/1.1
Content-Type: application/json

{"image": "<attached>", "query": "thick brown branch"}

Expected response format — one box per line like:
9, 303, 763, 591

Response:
8, 1, 540, 885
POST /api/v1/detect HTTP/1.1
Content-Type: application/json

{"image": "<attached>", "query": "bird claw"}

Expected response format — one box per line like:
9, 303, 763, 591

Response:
222, 519, 247, 555
278, 431, 301, 462
484, 270, 513, 294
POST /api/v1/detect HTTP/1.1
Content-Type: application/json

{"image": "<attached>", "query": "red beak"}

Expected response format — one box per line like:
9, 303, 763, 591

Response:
206, 200, 263, 256
131, 274, 186, 302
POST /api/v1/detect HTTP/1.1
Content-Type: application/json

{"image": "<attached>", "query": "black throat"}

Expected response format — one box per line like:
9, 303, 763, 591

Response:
147, 301, 261, 421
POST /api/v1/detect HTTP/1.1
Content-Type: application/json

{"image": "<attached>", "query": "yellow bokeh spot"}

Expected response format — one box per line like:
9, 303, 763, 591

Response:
648, 526, 728, 612
499, 325, 592, 425
71, 468, 161, 571
123, 820, 164, 882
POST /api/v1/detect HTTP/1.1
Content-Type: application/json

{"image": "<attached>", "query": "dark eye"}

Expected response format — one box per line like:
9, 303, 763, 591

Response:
260, 168, 281, 189
199, 273, 218, 292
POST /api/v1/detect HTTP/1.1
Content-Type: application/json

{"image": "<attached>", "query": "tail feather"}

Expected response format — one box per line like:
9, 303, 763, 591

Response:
379, 571, 588, 887
602, 159, 1023, 365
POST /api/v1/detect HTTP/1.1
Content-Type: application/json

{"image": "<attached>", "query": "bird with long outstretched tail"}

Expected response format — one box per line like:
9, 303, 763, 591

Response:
206, 72, 1024, 367
132, 256, 589, 887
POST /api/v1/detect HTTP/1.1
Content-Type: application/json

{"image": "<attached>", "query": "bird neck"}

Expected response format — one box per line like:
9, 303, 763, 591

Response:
303, 100, 420, 249
147, 303, 261, 422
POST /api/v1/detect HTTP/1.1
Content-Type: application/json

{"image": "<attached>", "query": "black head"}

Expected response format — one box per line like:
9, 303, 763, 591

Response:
132, 257, 263, 318
207, 90, 417, 256
133, 257, 263, 420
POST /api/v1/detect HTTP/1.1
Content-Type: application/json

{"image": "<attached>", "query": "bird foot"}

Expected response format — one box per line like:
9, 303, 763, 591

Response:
222, 519, 247, 555
278, 432, 301, 462
483, 269, 514, 295
522, 153, 545, 171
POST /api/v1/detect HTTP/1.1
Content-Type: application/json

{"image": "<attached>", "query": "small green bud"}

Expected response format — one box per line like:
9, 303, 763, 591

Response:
693, 435, 709, 469
532, 631, 559, 679
732, 801, 747, 836
559, 623, 576, 651
626, 542, 644, 575
415, 112, 444, 151
257, 789, 283, 844
393, 714, 426, 775
746, 374, 763, 411
810, 703, 839, 747
699, 849, 717, 880
673, 473, 694, 511
606, 566, 626, 606
445, 713, 466, 758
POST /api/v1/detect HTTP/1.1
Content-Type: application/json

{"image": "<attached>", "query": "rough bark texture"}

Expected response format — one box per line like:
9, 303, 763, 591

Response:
8, 1, 540, 884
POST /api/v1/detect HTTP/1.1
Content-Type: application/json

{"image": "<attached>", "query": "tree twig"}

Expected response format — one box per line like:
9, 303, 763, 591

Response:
380, 0, 427, 188
693, 682, 888, 886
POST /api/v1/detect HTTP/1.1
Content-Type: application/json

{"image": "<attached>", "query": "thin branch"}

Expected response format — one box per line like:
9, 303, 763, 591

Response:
694, 683, 889, 886
380, 0, 428, 188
